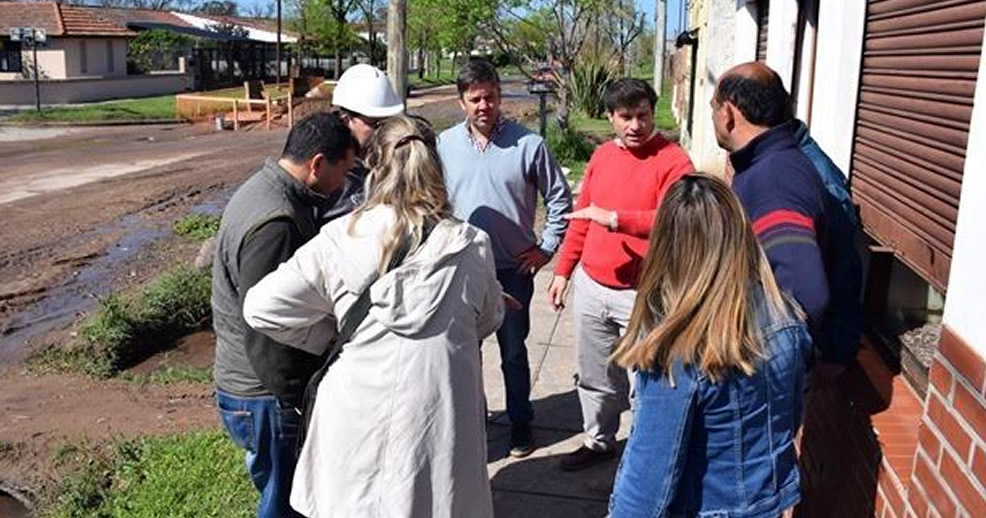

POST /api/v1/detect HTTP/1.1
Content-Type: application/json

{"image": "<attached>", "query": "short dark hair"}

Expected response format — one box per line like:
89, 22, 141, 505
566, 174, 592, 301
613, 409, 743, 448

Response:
456, 58, 500, 97
714, 70, 793, 127
604, 78, 657, 113
281, 112, 359, 164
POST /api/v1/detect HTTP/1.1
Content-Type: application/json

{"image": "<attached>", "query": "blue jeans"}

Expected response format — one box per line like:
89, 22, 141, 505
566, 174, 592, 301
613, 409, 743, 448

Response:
216, 390, 304, 518
495, 269, 535, 425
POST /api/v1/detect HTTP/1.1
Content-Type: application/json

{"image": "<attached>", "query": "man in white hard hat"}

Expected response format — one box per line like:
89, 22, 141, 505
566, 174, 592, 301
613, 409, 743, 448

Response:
317, 64, 405, 223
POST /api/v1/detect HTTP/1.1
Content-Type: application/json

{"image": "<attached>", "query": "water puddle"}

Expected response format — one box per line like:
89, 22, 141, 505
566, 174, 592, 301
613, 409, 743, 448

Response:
0, 491, 31, 518
0, 188, 233, 363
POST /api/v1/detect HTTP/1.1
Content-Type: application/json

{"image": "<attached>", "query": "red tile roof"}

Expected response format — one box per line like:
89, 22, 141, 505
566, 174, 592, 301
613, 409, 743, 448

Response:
58, 5, 137, 36
0, 2, 137, 38
0, 2, 63, 36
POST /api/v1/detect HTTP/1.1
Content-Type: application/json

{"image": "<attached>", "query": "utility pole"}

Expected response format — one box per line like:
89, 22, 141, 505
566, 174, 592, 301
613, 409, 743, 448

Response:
654, 0, 665, 95
276, 0, 282, 85
387, 0, 407, 102
10, 27, 46, 111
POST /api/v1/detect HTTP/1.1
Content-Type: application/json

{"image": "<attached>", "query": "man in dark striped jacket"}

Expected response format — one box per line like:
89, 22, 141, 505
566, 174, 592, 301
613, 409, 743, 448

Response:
711, 62, 863, 380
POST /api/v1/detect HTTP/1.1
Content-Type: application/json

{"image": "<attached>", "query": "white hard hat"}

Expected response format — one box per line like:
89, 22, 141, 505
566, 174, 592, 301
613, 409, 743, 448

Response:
332, 64, 404, 118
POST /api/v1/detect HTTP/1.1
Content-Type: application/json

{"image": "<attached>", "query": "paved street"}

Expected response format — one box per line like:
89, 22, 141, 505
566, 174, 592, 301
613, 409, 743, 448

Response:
483, 269, 632, 517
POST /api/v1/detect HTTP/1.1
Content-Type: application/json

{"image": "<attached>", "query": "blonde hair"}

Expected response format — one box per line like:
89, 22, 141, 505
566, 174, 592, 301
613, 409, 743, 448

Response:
349, 115, 453, 273
611, 174, 795, 382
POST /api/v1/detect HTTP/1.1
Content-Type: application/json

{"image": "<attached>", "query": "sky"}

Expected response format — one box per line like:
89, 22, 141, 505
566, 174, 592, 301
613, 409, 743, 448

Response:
637, 0, 688, 37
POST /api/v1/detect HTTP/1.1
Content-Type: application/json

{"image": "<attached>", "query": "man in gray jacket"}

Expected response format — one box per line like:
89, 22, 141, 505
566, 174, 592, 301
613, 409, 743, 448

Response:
212, 112, 357, 518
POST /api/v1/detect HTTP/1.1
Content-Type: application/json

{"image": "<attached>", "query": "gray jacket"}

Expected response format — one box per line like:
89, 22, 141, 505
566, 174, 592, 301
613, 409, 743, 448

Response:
212, 158, 325, 401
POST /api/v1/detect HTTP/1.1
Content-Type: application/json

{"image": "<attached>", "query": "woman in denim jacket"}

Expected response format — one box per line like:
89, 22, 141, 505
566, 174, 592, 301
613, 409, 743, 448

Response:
609, 174, 813, 518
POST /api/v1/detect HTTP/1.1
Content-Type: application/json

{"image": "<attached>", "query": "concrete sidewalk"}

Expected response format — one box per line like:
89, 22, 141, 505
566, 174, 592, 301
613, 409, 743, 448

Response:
483, 268, 633, 517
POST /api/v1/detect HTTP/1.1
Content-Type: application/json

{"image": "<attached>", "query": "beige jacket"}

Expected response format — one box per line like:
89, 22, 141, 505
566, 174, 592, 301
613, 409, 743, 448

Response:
244, 205, 503, 518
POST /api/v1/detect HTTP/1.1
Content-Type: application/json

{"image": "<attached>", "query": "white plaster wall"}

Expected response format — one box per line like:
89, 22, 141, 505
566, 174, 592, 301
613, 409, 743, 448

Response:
805, 0, 866, 175
734, 1, 758, 65
793, 0, 818, 122
22, 40, 68, 79
766, 0, 799, 89
0, 73, 192, 104
944, 48, 986, 356
680, 0, 735, 173
61, 38, 127, 78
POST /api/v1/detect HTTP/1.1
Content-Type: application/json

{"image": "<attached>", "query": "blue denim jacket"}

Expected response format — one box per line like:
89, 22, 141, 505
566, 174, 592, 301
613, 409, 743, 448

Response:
609, 294, 813, 518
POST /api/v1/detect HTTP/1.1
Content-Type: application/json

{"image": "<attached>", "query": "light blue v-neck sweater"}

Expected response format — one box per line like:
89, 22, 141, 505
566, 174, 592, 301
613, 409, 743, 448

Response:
437, 119, 572, 269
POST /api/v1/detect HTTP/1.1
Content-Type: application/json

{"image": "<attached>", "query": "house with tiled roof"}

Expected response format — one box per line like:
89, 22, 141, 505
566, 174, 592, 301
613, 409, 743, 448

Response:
0, 2, 310, 104
0, 1, 137, 81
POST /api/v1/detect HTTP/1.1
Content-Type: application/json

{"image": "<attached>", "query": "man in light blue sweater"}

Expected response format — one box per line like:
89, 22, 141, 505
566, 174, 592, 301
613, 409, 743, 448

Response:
438, 59, 572, 458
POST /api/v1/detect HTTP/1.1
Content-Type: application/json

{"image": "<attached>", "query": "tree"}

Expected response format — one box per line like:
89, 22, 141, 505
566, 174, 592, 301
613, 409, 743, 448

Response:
197, 0, 238, 15
355, 0, 382, 66
481, 0, 606, 128
247, 1, 276, 18
128, 28, 192, 73
293, 0, 359, 77
327, 0, 360, 78
600, 0, 644, 74
407, 0, 443, 77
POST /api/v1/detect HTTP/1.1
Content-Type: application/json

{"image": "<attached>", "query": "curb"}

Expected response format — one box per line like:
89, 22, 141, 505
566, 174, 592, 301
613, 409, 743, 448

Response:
0, 119, 188, 128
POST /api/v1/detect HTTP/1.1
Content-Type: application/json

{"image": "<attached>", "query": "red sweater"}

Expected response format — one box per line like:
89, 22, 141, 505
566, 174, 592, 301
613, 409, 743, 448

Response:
554, 134, 694, 289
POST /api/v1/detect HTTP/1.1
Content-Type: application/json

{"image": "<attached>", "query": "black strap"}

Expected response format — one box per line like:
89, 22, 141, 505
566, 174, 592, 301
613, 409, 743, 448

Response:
329, 219, 437, 357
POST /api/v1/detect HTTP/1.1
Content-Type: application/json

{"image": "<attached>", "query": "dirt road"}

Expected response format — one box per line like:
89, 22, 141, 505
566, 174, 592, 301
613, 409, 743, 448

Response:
0, 87, 540, 507
0, 81, 537, 363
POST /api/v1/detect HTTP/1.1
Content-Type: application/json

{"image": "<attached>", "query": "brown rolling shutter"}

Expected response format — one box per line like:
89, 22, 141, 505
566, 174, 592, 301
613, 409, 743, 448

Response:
756, 0, 770, 61
850, 0, 985, 293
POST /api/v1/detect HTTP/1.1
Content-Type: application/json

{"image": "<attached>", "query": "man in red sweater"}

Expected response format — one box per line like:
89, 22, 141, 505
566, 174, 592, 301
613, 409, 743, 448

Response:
547, 78, 694, 471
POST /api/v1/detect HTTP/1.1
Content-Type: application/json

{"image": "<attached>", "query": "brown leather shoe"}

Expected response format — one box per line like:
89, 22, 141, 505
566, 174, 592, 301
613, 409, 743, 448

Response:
559, 445, 616, 471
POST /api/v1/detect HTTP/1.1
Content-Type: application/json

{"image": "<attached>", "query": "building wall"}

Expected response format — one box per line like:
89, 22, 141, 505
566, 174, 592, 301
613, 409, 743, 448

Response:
944, 45, 986, 357
804, 1, 865, 174
20, 39, 69, 79
734, 1, 757, 65
682, 0, 735, 174
0, 72, 192, 105
765, 0, 799, 89
62, 38, 128, 78
904, 36, 986, 518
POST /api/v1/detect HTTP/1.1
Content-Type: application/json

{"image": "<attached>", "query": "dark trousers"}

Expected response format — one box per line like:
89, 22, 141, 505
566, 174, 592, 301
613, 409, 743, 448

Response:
495, 268, 536, 425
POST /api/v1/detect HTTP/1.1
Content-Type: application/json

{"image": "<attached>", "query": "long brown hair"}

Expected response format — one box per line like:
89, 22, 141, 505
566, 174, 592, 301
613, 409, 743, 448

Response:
349, 115, 453, 273
611, 174, 793, 382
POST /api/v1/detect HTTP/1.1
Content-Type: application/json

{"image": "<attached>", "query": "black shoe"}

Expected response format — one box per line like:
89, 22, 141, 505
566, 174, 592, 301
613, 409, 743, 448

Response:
559, 445, 616, 471
509, 424, 535, 458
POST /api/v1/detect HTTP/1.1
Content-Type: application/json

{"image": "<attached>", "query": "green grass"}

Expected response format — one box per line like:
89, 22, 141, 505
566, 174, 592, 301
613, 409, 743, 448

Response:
568, 110, 613, 139
410, 58, 458, 89
173, 213, 221, 241
5, 83, 290, 124
122, 365, 213, 385
28, 267, 212, 379
8, 95, 177, 123
655, 84, 676, 131
46, 431, 256, 518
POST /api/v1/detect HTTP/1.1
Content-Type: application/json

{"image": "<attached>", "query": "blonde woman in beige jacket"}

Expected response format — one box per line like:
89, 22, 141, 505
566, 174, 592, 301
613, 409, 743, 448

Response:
243, 116, 503, 518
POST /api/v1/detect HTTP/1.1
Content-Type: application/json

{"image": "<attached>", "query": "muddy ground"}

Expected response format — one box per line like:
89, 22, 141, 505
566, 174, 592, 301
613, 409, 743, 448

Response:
0, 85, 541, 508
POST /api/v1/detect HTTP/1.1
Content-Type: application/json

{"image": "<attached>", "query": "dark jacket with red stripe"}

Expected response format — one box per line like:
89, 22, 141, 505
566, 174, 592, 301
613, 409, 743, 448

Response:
732, 125, 862, 366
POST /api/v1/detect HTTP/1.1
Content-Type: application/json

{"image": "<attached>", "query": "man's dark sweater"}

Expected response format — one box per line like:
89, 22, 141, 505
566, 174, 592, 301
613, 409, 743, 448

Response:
731, 125, 830, 331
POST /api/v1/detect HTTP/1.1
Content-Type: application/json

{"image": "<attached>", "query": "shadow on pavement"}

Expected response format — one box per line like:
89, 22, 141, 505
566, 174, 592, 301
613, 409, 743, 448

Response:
488, 389, 583, 462
490, 438, 626, 518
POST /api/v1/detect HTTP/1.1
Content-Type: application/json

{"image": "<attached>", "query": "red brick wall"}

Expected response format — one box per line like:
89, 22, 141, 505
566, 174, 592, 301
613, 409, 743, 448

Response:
908, 326, 986, 518
796, 342, 921, 518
